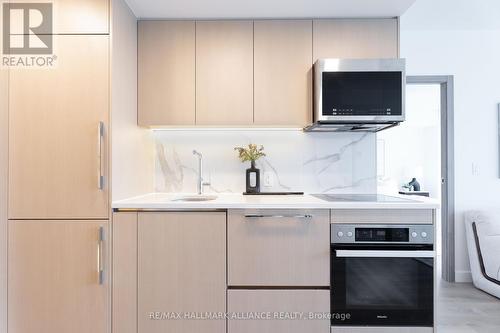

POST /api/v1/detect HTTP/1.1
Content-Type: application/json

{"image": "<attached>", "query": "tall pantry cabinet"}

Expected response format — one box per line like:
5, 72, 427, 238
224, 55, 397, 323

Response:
0, 48, 9, 333
6, 1, 111, 333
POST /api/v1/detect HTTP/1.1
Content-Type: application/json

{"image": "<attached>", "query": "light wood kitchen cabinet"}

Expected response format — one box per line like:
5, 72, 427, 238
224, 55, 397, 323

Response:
137, 18, 398, 127
254, 20, 313, 126
8, 35, 109, 219
138, 21, 196, 126
112, 212, 138, 333
52, 0, 109, 34
0, 64, 7, 333
313, 19, 399, 60
228, 289, 330, 333
228, 209, 330, 286
331, 209, 433, 224
8, 220, 109, 333
196, 20, 254, 125
138, 212, 226, 333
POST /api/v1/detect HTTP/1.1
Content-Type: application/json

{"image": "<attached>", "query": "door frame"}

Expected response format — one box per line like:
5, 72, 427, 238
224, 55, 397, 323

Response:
406, 75, 455, 282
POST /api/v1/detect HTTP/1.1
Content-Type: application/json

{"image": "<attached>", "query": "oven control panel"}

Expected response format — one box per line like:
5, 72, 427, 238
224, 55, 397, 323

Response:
331, 224, 434, 244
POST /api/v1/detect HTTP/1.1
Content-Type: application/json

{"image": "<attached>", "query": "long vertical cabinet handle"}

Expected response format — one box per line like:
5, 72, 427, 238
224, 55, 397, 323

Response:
97, 226, 105, 285
97, 121, 105, 190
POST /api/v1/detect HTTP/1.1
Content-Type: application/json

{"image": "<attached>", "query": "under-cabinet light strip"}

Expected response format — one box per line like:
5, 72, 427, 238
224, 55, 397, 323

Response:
150, 127, 304, 131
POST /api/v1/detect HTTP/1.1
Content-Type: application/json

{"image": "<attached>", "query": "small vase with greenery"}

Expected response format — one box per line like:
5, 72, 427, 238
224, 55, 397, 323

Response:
234, 144, 266, 194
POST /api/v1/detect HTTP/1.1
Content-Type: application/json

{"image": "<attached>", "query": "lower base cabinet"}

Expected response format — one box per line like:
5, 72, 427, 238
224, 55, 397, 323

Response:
8, 220, 109, 333
228, 289, 330, 333
138, 212, 226, 333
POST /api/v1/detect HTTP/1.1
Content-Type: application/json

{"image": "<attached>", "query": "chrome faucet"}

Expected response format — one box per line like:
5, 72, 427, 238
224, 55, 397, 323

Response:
192, 150, 210, 195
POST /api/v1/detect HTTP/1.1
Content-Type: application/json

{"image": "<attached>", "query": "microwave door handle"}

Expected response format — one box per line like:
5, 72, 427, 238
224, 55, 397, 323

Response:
335, 250, 435, 258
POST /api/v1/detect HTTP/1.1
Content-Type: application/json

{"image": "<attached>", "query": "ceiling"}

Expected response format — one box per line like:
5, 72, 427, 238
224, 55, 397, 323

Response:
125, 0, 417, 19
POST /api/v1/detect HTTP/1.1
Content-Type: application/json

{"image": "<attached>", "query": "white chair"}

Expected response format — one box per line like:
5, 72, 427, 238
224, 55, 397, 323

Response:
465, 210, 500, 299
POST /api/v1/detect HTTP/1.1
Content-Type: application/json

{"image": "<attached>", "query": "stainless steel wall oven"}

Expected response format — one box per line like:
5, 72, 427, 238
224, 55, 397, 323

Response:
330, 224, 434, 327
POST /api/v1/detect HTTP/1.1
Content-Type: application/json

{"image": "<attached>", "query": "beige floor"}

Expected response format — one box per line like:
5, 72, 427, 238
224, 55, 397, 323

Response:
437, 279, 500, 332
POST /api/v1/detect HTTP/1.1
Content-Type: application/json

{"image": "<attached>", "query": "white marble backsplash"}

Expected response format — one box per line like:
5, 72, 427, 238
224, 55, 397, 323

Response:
153, 130, 377, 194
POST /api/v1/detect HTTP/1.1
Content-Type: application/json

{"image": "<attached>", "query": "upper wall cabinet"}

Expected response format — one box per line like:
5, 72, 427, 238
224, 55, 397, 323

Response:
52, 0, 109, 34
313, 19, 398, 60
137, 19, 399, 127
9, 35, 109, 219
196, 20, 254, 126
254, 20, 313, 127
138, 21, 196, 126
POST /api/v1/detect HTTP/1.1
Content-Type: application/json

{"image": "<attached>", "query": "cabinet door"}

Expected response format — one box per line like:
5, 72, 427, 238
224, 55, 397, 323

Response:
196, 21, 253, 125
228, 210, 330, 286
254, 20, 313, 126
8, 220, 109, 333
9, 35, 109, 219
0, 61, 7, 333
112, 212, 138, 333
138, 21, 196, 126
228, 290, 330, 333
138, 212, 226, 333
52, 0, 109, 34
313, 19, 398, 60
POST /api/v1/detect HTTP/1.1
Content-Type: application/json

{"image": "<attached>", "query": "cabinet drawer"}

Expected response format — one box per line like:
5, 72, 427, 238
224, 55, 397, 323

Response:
228, 210, 330, 286
331, 209, 434, 224
228, 289, 330, 333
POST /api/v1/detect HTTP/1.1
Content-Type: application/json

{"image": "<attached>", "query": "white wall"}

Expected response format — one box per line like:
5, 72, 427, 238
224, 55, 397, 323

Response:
378, 84, 441, 199
111, 0, 155, 200
401, 0, 500, 282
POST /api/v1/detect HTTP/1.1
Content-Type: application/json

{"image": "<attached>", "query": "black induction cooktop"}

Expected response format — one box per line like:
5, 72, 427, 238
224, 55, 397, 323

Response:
312, 194, 414, 202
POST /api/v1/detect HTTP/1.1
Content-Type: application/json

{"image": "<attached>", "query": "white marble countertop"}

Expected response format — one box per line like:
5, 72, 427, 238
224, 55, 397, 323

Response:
112, 193, 440, 210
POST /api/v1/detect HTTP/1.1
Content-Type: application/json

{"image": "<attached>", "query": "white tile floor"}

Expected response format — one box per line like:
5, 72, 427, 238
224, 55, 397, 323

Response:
437, 279, 500, 332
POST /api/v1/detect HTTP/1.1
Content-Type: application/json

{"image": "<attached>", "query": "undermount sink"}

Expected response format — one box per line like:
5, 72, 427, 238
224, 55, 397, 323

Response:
173, 194, 218, 202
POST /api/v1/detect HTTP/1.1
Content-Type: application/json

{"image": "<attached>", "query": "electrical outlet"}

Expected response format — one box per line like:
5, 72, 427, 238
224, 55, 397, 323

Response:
263, 172, 274, 187
472, 163, 480, 176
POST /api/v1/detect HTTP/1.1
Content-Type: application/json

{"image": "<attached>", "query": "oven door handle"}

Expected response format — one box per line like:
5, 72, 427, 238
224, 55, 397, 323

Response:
335, 250, 435, 258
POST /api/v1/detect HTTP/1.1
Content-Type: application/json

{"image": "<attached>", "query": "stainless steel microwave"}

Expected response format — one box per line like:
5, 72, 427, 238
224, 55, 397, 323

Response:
305, 58, 406, 132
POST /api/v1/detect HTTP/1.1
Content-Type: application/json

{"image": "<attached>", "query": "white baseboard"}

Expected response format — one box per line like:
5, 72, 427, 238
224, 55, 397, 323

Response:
455, 270, 472, 283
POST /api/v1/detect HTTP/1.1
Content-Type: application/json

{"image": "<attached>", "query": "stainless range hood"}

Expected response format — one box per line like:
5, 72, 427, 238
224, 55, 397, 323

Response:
304, 58, 406, 132
304, 122, 399, 132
